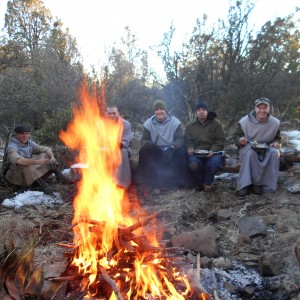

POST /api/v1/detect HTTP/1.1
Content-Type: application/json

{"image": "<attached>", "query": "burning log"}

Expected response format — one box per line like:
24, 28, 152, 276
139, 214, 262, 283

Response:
46, 275, 83, 282
118, 211, 162, 236
185, 269, 211, 299
100, 266, 124, 300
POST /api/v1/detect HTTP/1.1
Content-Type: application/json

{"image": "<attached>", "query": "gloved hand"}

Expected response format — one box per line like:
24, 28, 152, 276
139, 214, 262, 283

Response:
162, 146, 175, 162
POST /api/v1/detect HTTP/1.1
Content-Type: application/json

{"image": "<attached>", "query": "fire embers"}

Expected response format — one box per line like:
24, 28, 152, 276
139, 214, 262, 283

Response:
57, 212, 194, 299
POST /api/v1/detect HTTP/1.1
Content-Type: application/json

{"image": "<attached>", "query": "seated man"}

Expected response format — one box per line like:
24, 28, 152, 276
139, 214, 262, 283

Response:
234, 98, 281, 198
185, 100, 226, 192
106, 105, 133, 190
136, 100, 188, 194
5, 124, 70, 194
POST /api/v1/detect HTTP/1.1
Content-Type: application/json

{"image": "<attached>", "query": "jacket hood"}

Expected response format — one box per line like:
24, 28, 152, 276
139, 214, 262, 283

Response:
207, 111, 217, 120
248, 110, 271, 124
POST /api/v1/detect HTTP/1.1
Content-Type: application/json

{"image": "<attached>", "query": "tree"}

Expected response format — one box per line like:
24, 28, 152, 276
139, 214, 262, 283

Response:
5, 0, 52, 59
0, 0, 84, 134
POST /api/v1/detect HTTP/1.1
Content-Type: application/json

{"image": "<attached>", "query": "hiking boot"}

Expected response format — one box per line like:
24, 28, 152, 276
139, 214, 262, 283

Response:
252, 185, 263, 195
237, 187, 248, 199
36, 178, 54, 195
204, 185, 212, 192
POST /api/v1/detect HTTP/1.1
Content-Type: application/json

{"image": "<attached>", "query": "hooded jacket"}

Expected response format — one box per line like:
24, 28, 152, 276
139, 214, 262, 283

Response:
185, 111, 226, 152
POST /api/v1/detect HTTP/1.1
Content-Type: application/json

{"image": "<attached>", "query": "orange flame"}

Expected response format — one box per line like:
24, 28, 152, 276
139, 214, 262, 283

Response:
59, 82, 193, 299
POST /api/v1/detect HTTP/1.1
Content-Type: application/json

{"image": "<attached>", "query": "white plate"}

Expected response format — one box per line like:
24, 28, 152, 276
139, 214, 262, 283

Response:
194, 149, 209, 155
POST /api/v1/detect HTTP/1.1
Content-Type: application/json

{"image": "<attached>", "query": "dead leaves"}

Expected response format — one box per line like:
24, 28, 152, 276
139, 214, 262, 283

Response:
0, 239, 44, 300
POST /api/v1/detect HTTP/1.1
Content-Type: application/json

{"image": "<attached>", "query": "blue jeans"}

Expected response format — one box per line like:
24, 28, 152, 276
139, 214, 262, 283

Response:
188, 153, 223, 186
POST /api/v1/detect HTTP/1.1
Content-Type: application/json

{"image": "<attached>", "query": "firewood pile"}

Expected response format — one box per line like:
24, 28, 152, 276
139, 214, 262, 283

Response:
0, 211, 211, 300
46, 211, 211, 299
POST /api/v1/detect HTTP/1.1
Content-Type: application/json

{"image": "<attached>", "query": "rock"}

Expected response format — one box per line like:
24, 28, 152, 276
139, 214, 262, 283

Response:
170, 225, 219, 257
258, 253, 283, 276
262, 215, 279, 225
286, 182, 300, 194
240, 285, 255, 298
237, 234, 252, 246
224, 281, 237, 294
200, 256, 213, 268
237, 216, 268, 238
217, 209, 233, 221
212, 257, 232, 269
243, 261, 258, 268
238, 252, 260, 263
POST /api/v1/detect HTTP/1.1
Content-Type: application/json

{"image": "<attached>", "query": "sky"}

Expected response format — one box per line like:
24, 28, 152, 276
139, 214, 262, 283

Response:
0, 0, 299, 72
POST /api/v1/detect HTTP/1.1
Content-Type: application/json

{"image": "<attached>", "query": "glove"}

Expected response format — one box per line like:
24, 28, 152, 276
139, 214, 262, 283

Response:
162, 146, 175, 162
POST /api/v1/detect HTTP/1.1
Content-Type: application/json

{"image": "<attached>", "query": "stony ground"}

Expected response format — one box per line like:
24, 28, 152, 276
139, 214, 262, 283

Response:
0, 168, 299, 299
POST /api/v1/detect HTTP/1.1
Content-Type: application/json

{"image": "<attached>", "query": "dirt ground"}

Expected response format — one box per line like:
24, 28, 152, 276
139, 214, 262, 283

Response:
0, 168, 299, 299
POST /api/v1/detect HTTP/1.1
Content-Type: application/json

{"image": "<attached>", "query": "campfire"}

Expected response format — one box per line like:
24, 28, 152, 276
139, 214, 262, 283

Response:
57, 83, 209, 299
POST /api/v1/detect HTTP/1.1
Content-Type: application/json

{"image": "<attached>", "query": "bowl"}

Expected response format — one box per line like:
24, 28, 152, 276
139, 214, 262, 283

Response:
251, 143, 269, 151
194, 149, 209, 157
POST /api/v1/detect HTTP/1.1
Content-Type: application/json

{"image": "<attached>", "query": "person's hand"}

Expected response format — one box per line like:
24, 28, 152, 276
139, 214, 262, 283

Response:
207, 150, 214, 158
239, 137, 248, 146
270, 142, 281, 149
162, 146, 175, 162
188, 148, 194, 156
49, 157, 57, 163
39, 158, 50, 165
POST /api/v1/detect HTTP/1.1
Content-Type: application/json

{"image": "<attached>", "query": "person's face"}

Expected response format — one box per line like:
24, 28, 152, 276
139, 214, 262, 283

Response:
154, 108, 167, 122
15, 132, 30, 144
196, 108, 208, 121
106, 107, 120, 121
255, 104, 270, 122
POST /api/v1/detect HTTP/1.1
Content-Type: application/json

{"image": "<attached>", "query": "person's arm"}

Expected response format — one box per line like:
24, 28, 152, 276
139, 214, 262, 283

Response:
34, 144, 56, 163
7, 147, 50, 167
121, 120, 133, 148
210, 121, 227, 152
15, 156, 50, 166
184, 125, 195, 155
172, 124, 184, 149
270, 128, 281, 149
140, 127, 154, 149
233, 123, 247, 147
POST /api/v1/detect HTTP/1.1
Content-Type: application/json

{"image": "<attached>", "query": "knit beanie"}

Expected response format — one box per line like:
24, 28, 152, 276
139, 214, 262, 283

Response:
14, 124, 31, 133
153, 100, 167, 111
195, 101, 209, 111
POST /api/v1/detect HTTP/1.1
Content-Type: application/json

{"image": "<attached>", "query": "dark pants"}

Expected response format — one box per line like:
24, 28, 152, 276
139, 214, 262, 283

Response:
135, 147, 192, 189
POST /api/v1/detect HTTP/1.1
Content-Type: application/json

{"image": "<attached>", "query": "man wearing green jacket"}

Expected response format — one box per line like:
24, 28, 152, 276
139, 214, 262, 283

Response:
185, 100, 226, 192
